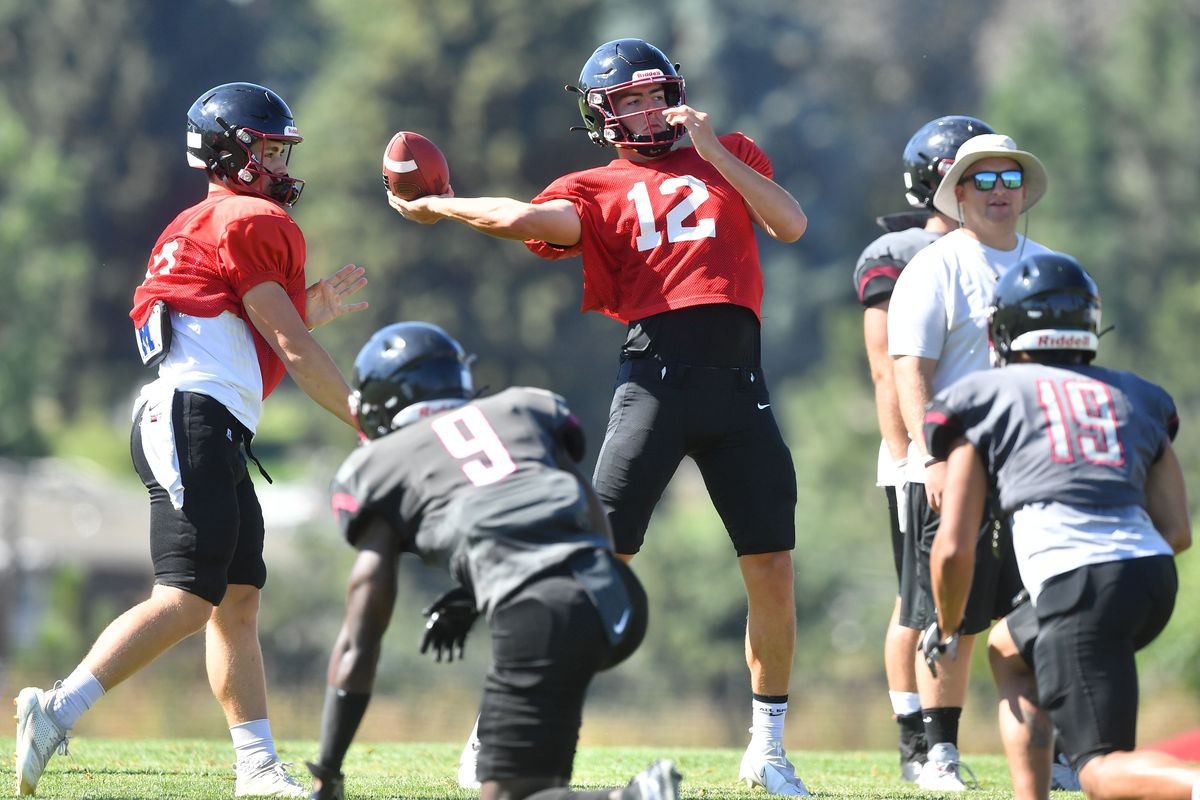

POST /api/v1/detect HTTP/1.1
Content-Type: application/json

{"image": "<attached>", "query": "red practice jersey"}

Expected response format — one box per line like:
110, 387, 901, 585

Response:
525, 133, 770, 324
130, 185, 307, 398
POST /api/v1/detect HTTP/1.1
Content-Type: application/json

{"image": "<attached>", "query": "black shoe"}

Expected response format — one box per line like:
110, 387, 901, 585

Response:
305, 761, 345, 800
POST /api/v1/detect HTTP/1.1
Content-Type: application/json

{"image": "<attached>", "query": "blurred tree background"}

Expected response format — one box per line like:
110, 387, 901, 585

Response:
2, 0, 1199, 750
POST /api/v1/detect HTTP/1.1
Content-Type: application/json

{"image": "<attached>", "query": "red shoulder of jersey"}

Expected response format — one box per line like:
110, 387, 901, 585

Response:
131, 187, 306, 326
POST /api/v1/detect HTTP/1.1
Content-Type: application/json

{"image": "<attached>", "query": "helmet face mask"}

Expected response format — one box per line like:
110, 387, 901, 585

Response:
186, 82, 306, 207
902, 115, 994, 210
574, 39, 686, 157
351, 322, 474, 440
989, 253, 1102, 367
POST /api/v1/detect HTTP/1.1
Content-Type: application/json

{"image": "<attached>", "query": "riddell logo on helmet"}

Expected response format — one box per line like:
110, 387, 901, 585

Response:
1036, 333, 1091, 348
631, 69, 665, 83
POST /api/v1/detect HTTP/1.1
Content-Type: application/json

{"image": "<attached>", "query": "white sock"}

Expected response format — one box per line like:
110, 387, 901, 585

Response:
889, 691, 921, 716
49, 666, 105, 729
230, 719, 278, 763
749, 697, 788, 743
1191, 777, 1199, 800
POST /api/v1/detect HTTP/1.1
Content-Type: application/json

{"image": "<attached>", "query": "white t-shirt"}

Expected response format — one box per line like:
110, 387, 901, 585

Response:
888, 229, 1052, 482
1011, 501, 1173, 604
135, 309, 265, 432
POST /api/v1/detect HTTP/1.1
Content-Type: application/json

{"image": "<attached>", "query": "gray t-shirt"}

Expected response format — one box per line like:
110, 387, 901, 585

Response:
925, 362, 1178, 599
331, 387, 609, 616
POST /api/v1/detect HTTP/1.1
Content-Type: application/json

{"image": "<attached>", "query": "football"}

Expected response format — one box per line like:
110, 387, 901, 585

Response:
382, 131, 450, 200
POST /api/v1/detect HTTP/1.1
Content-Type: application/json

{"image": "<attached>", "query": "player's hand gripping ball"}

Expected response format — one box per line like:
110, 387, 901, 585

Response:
382, 131, 450, 200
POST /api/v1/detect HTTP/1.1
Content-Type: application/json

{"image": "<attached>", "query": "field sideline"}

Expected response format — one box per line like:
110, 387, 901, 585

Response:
2, 738, 1042, 799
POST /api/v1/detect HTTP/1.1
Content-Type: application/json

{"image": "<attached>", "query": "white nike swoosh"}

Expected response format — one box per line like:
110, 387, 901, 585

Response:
757, 403, 771, 410
612, 608, 631, 635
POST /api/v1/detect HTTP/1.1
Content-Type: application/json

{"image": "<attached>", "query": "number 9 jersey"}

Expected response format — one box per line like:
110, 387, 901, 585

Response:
329, 387, 610, 617
524, 132, 771, 324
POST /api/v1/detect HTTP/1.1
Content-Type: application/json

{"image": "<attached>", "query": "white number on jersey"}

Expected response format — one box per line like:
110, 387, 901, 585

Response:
146, 239, 180, 279
1036, 378, 1124, 466
627, 176, 717, 252
431, 405, 517, 487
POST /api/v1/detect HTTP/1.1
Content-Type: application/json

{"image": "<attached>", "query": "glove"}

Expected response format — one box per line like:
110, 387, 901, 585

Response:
918, 620, 960, 678
419, 586, 480, 663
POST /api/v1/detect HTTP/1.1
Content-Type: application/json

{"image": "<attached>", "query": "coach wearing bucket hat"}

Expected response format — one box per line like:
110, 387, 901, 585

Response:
885, 132, 1054, 791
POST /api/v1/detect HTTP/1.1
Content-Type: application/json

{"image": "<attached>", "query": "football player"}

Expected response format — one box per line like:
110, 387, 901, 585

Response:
923, 253, 1199, 800
305, 322, 679, 800
13, 82, 368, 797
853, 115, 993, 781
388, 37, 809, 796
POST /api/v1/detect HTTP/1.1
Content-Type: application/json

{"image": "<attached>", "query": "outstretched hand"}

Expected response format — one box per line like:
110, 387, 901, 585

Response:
305, 264, 368, 330
388, 187, 455, 224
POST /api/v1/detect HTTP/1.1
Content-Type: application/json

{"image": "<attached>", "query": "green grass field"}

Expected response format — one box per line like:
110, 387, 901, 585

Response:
1, 738, 1042, 799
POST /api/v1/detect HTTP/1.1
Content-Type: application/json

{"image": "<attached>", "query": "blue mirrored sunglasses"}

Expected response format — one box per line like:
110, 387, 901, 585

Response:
962, 169, 1023, 191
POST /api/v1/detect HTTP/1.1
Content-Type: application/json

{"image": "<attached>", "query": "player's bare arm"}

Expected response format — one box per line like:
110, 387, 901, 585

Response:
243, 281, 356, 427
306, 263, 368, 330
1145, 441, 1192, 554
389, 192, 582, 246
864, 300, 909, 462
663, 104, 807, 243
929, 439, 986, 633
328, 515, 401, 692
894, 354, 946, 506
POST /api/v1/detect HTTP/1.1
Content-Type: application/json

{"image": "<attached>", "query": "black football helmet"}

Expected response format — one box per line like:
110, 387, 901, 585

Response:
989, 253, 1102, 366
350, 322, 474, 440
571, 38, 686, 157
186, 82, 305, 207
902, 115, 994, 209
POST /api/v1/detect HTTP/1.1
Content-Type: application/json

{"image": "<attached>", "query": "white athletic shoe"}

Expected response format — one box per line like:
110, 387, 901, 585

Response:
628, 759, 682, 800
14, 686, 70, 796
234, 754, 307, 798
457, 729, 481, 789
738, 739, 810, 796
916, 743, 978, 791
900, 759, 924, 783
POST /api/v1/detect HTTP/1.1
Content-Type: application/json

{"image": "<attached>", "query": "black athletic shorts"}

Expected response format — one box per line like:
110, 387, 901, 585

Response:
475, 561, 647, 782
899, 482, 1021, 633
1026, 556, 1177, 771
130, 390, 266, 605
885, 485, 904, 586
592, 356, 797, 557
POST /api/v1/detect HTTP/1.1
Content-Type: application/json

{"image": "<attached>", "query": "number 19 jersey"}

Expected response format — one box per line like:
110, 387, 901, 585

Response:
329, 387, 609, 616
926, 362, 1178, 513
524, 133, 771, 324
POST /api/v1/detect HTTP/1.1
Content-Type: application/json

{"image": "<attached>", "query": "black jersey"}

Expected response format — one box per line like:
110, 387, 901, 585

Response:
853, 226, 941, 308
925, 363, 1179, 514
330, 387, 609, 615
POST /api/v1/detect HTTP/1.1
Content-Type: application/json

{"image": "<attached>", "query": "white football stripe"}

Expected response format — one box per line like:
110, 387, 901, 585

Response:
383, 156, 419, 173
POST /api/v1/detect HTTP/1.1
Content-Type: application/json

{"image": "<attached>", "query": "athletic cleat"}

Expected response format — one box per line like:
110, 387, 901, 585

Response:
627, 759, 682, 800
305, 761, 345, 800
234, 754, 307, 797
457, 728, 481, 789
1050, 752, 1081, 792
15, 686, 70, 796
739, 739, 810, 796
916, 743, 978, 791
900, 759, 924, 783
